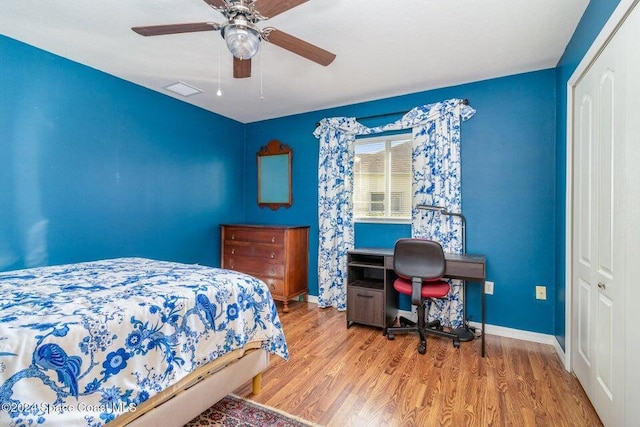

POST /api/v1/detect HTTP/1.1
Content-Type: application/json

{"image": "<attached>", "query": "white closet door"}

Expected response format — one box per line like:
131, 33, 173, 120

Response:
571, 5, 630, 426
623, 4, 640, 425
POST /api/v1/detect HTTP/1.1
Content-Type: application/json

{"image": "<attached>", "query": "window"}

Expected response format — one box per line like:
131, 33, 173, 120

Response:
354, 133, 412, 222
370, 192, 385, 212
390, 192, 404, 214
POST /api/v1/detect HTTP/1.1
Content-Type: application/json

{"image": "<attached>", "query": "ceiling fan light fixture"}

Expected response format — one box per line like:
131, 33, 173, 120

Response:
222, 20, 261, 60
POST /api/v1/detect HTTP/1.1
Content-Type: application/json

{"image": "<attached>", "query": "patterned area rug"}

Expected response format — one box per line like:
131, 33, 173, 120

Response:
185, 395, 321, 427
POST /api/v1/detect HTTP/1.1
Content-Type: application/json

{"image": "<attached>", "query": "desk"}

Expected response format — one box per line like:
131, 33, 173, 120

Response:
347, 248, 487, 357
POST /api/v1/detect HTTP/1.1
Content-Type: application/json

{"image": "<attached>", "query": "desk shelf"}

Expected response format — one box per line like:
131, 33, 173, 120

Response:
348, 261, 386, 269
348, 253, 387, 269
349, 279, 383, 290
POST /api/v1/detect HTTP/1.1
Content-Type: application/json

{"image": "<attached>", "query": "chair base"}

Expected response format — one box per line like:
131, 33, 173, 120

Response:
387, 314, 460, 354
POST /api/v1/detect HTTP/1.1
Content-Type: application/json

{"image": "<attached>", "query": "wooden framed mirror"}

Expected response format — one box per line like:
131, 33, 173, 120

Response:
257, 140, 292, 210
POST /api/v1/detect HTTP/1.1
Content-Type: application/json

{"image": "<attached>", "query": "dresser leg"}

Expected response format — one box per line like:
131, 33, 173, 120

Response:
283, 301, 290, 313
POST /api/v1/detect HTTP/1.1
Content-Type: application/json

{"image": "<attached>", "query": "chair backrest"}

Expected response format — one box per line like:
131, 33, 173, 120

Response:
393, 238, 446, 281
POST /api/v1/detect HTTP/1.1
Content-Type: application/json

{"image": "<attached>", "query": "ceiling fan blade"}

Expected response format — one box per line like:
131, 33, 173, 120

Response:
132, 22, 220, 37
234, 57, 252, 78
255, 0, 308, 18
202, 0, 228, 11
202, 0, 227, 7
263, 28, 335, 66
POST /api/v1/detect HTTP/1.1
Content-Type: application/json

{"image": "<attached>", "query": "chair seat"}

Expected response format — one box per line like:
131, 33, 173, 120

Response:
393, 277, 450, 298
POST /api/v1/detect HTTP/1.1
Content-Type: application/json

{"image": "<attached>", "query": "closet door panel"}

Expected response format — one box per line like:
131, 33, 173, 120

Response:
577, 278, 592, 369
595, 292, 613, 400
577, 93, 593, 270
596, 70, 614, 281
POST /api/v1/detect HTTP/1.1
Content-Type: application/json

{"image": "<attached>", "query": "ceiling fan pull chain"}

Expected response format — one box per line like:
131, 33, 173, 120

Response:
260, 53, 264, 100
217, 44, 223, 96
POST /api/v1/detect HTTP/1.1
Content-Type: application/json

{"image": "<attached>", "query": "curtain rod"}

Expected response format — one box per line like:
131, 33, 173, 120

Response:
314, 99, 469, 128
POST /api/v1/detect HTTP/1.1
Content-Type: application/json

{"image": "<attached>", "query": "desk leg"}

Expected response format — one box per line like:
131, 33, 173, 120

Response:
482, 280, 486, 357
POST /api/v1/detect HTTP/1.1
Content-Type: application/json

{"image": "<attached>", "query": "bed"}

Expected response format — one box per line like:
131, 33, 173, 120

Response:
0, 257, 289, 426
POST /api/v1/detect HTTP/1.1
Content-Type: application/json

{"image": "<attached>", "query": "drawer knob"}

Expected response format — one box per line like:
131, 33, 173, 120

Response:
270, 283, 275, 290
269, 268, 275, 275
231, 234, 235, 240
230, 261, 234, 268
231, 248, 235, 255
597, 282, 606, 290
271, 236, 275, 243
270, 252, 275, 259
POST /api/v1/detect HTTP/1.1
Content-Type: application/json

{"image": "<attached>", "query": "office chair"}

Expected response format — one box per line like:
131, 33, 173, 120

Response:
386, 238, 460, 354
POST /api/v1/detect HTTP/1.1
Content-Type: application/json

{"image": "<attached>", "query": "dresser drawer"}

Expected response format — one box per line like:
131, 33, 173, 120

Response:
255, 276, 284, 298
347, 287, 384, 326
223, 243, 285, 261
224, 227, 285, 245
223, 256, 284, 279
221, 224, 309, 313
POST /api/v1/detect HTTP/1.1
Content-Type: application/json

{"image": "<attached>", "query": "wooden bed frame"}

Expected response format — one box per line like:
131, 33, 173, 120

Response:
108, 344, 269, 427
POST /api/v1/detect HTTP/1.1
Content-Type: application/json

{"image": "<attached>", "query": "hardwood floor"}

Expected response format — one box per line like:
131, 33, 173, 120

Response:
235, 301, 602, 427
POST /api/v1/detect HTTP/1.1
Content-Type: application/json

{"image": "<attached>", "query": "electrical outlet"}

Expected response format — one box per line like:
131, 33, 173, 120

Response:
536, 285, 547, 300
485, 281, 494, 295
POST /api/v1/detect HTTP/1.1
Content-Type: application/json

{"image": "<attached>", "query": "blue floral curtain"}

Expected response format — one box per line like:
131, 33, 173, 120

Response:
411, 100, 476, 327
313, 119, 359, 309
313, 99, 475, 312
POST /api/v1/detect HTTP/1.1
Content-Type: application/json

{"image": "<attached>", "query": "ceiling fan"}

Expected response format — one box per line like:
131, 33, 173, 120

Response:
132, 0, 336, 79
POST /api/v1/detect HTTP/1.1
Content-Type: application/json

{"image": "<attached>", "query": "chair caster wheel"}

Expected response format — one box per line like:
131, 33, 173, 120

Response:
388, 334, 395, 341
453, 340, 460, 348
418, 344, 426, 354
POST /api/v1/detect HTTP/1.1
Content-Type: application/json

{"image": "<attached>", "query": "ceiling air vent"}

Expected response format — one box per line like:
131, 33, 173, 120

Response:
164, 81, 202, 97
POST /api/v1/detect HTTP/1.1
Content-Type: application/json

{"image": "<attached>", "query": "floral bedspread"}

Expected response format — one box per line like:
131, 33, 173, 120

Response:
0, 258, 289, 426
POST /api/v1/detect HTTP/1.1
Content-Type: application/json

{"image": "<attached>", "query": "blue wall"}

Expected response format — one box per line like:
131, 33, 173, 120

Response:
2, 0, 624, 337
553, 0, 621, 349
245, 70, 558, 334
0, 36, 246, 271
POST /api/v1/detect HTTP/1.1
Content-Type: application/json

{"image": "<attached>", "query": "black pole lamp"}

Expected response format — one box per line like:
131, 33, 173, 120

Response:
416, 204, 475, 342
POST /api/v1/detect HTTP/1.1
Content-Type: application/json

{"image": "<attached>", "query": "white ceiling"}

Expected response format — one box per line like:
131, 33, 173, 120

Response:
0, 0, 588, 123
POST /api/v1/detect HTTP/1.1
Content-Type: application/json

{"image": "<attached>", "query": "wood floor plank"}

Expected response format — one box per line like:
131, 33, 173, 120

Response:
235, 301, 603, 427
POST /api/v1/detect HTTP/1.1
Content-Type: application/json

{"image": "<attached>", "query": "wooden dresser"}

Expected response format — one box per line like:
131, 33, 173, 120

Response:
220, 224, 309, 313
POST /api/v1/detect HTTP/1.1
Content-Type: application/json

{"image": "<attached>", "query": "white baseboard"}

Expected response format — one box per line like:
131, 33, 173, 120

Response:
553, 337, 567, 369
397, 309, 558, 346
303, 302, 566, 364
473, 319, 568, 371
468, 321, 557, 345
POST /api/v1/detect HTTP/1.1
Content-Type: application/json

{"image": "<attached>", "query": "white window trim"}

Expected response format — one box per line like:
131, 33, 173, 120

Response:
354, 217, 412, 225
